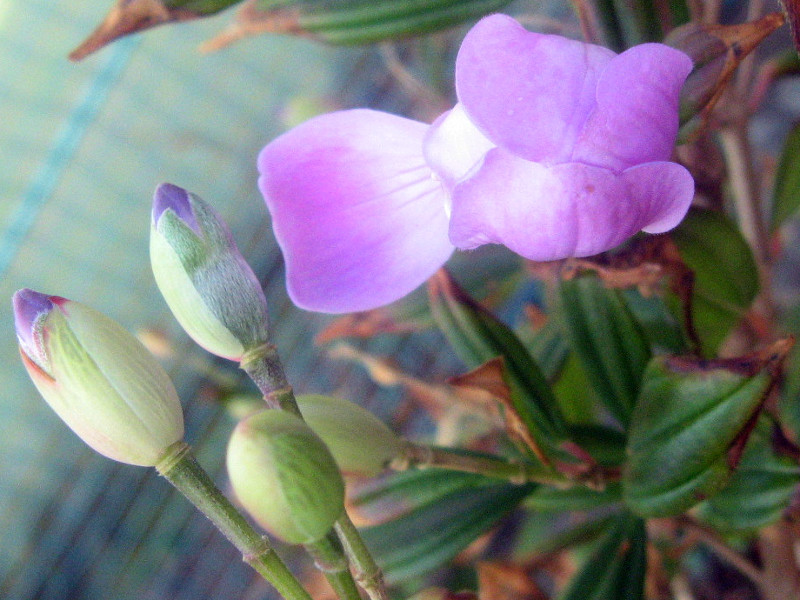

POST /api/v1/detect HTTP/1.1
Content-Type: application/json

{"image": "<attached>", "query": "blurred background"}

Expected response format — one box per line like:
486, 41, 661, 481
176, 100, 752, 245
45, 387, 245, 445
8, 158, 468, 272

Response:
0, 1, 474, 597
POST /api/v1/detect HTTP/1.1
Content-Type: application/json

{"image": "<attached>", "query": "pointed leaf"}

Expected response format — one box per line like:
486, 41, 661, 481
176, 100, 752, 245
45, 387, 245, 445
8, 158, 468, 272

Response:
696, 419, 800, 532
428, 270, 566, 455
771, 121, 800, 231
525, 482, 622, 512
205, 0, 513, 50
359, 477, 534, 581
511, 510, 618, 561
559, 513, 647, 600
623, 339, 793, 517
556, 273, 652, 427
669, 207, 759, 356
351, 469, 494, 522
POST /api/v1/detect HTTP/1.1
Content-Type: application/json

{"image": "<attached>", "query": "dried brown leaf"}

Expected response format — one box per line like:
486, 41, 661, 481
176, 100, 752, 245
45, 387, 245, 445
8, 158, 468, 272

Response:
477, 562, 548, 600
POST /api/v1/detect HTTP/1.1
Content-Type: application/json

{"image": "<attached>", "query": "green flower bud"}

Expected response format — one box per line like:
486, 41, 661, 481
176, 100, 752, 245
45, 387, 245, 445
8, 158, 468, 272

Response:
150, 183, 270, 362
13, 289, 184, 467
296, 394, 404, 477
227, 410, 344, 544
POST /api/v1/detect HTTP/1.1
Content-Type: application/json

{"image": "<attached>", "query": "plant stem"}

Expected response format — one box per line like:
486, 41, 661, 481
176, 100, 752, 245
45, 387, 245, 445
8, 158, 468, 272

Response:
392, 442, 573, 487
304, 532, 362, 600
240, 343, 302, 416
156, 442, 311, 600
334, 515, 390, 600
240, 348, 392, 600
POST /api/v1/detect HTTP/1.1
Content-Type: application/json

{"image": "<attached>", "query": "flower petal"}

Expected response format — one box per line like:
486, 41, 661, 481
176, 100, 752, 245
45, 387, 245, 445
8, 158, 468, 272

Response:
622, 161, 695, 233
455, 14, 615, 164
423, 103, 495, 192
572, 44, 693, 171
258, 109, 453, 313
448, 150, 693, 260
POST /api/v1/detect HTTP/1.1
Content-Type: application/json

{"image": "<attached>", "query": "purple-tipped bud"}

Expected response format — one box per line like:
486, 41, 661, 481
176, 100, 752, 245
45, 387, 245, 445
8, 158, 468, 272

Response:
152, 183, 201, 235
13, 289, 57, 373
150, 184, 270, 361
13, 289, 184, 467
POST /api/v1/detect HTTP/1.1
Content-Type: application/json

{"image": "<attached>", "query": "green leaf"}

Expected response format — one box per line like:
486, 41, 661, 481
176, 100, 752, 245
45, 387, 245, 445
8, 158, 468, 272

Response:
510, 510, 618, 561
771, 122, 800, 230
556, 274, 652, 427
670, 208, 759, 356
428, 270, 566, 453
623, 341, 792, 517
358, 472, 534, 581
622, 289, 687, 353
553, 353, 599, 425
559, 513, 647, 600
779, 306, 800, 441
696, 419, 800, 532
525, 482, 622, 512
566, 424, 628, 467
351, 469, 494, 517
522, 317, 570, 382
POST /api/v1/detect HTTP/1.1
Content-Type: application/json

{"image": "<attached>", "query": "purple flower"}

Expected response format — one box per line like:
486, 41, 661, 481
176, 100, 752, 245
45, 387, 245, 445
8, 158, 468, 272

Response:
258, 14, 694, 314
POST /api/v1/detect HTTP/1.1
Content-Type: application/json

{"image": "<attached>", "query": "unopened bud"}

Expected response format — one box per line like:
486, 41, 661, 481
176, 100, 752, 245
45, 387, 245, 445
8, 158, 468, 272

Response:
296, 394, 404, 477
13, 289, 184, 466
227, 410, 345, 544
151, 183, 270, 361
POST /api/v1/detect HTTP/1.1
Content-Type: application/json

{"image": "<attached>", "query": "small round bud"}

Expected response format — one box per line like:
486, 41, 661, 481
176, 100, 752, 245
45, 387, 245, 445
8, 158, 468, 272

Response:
13, 289, 184, 467
297, 394, 404, 477
227, 410, 344, 544
150, 183, 270, 361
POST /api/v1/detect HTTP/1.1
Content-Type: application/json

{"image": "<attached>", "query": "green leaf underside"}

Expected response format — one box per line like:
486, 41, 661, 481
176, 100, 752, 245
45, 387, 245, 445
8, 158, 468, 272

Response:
624, 356, 772, 517
360, 479, 534, 581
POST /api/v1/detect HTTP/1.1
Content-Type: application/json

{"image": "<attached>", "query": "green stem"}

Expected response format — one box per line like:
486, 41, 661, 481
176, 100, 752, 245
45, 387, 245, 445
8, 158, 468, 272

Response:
304, 532, 362, 600
156, 442, 311, 600
334, 515, 390, 600
240, 349, 391, 600
240, 343, 302, 416
392, 442, 574, 487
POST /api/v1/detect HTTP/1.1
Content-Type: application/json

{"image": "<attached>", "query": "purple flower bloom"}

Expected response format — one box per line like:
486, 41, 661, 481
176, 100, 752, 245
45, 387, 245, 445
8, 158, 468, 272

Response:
258, 14, 695, 314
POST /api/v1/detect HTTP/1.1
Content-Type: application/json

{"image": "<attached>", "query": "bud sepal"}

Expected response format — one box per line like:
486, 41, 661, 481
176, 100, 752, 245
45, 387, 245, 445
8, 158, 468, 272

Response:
13, 289, 184, 467
227, 409, 345, 544
151, 183, 270, 361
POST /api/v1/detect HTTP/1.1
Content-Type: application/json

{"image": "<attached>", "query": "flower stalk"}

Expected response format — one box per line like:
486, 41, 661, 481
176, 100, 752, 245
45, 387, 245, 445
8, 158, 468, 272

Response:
304, 533, 363, 600
156, 441, 312, 600
240, 350, 390, 600
391, 442, 573, 487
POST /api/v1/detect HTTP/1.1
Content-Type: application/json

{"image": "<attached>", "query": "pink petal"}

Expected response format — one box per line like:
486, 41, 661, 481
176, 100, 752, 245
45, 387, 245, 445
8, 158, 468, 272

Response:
455, 14, 615, 164
423, 104, 495, 193
258, 109, 453, 313
448, 150, 694, 260
623, 162, 695, 233
572, 44, 693, 171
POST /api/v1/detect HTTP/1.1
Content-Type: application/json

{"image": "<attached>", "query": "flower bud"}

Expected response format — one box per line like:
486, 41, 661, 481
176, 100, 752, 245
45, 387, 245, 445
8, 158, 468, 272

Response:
227, 410, 344, 544
13, 289, 184, 467
296, 394, 404, 477
150, 183, 270, 361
